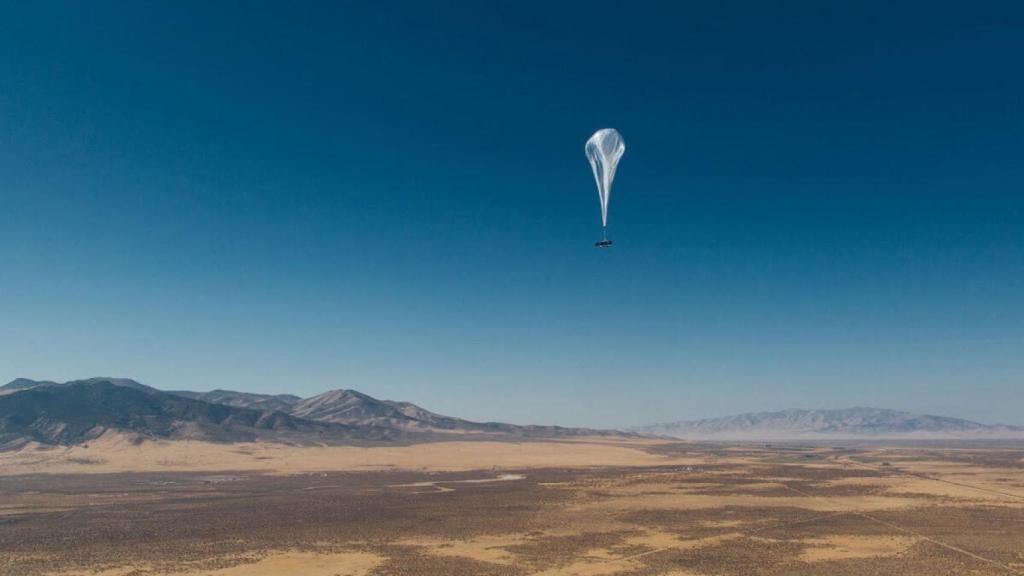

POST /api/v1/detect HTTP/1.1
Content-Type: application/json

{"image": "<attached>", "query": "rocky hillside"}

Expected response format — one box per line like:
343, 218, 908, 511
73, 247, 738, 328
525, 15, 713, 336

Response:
0, 379, 409, 450
166, 389, 301, 413
289, 388, 617, 437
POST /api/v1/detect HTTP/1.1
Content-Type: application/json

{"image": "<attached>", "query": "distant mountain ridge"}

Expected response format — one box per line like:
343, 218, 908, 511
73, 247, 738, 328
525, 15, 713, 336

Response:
0, 377, 138, 395
167, 389, 301, 413
0, 378, 623, 449
287, 389, 580, 436
1, 378, 59, 392
634, 407, 1024, 440
0, 379, 403, 450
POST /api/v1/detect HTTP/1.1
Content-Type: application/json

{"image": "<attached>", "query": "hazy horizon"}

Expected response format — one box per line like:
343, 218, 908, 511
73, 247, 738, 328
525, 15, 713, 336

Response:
4, 375, 1022, 429
3, 2, 1023, 429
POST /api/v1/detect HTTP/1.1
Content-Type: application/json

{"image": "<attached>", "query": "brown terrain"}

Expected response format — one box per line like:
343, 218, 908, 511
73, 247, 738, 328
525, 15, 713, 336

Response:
2, 437, 1023, 575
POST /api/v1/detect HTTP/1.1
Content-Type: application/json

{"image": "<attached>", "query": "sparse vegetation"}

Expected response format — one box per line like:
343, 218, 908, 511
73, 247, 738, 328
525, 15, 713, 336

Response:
3, 442, 1023, 575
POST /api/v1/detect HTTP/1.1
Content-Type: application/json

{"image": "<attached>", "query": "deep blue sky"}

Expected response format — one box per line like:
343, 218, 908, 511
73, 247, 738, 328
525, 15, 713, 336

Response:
2, 1, 1022, 427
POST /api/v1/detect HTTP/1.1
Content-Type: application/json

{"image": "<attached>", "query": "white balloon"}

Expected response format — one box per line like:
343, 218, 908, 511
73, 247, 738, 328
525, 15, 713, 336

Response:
585, 128, 625, 230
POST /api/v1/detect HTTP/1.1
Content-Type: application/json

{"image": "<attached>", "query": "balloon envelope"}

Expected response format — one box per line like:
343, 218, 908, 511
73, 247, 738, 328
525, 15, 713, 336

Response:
585, 128, 625, 229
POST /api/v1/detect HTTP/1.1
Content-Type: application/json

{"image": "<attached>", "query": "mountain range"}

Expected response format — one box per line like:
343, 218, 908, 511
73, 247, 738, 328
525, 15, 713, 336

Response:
5, 378, 1021, 450
0, 377, 620, 450
633, 407, 1024, 440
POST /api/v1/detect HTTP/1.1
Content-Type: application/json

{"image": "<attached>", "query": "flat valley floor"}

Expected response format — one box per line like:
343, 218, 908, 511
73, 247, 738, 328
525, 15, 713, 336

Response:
2, 440, 1023, 575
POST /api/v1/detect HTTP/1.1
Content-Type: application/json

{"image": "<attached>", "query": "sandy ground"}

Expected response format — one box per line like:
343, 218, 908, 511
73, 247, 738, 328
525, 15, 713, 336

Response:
799, 535, 919, 561
45, 551, 383, 576
0, 432, 703, 476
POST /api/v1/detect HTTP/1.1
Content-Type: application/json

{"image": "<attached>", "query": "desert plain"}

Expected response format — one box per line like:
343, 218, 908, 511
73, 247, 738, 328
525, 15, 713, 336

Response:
2, 435, 1023, 575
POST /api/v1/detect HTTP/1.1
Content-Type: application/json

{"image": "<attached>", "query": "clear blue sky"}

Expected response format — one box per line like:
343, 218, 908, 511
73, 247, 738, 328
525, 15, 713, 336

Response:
2, 1, 1022, 427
